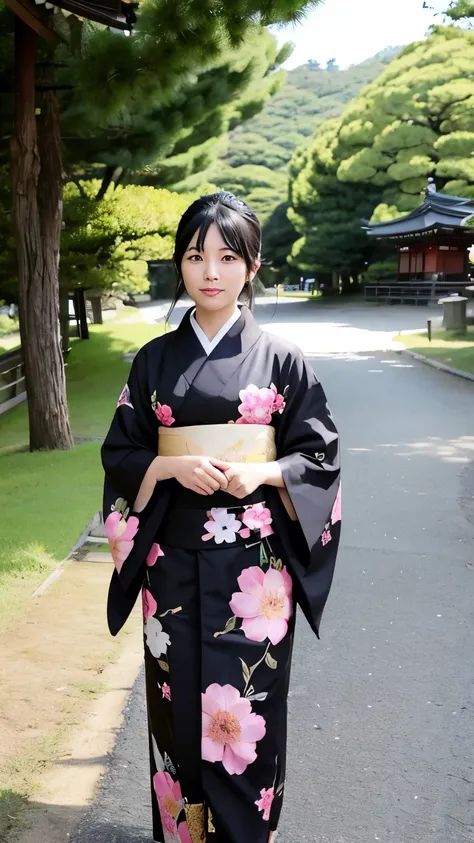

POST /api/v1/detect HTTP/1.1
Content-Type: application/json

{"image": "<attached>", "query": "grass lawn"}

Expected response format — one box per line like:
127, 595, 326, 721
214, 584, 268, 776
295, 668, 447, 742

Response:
0, 308, 164, 627
398, 327, 474, 376
0, 315, 19, 337
0, 334, 21, 354
277, 290, 320, 299
276, 291, 366, 306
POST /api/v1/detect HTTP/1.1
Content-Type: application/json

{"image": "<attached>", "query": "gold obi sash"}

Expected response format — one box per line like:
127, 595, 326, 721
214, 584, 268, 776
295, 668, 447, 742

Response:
158, 423, 277, 463
159, 423, 297, 520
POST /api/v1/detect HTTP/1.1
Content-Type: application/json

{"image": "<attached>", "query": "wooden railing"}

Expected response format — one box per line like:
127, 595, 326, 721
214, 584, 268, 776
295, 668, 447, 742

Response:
364, 280, 467, 305
0, 348, 26, 415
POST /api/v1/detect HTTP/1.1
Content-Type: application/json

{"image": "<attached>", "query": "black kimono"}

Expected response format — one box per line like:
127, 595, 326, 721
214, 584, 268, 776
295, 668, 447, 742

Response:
101, 306, 341, 843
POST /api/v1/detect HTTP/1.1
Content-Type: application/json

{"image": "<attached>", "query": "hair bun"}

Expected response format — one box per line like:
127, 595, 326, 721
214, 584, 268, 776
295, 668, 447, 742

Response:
217, 191, 249, 210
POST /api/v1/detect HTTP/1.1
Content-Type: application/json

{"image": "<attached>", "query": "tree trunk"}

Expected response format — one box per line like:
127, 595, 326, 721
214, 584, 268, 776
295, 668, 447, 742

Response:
350, 270, 362, 292
10, 19, 73, 451
89, 296, 103, 324
340, 272, 352, 294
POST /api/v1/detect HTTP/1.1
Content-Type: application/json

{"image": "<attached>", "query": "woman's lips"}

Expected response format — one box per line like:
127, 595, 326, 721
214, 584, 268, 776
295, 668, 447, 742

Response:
201, 289, 222, 297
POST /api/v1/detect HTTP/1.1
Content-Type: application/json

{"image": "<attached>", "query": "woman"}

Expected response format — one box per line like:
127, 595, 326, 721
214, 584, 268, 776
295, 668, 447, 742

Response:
102, 192, 341, 843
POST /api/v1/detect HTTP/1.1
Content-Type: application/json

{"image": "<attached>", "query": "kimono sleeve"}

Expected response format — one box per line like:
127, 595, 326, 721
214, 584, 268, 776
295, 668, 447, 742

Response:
276, 351, 341, 633
101, 346, 157, 510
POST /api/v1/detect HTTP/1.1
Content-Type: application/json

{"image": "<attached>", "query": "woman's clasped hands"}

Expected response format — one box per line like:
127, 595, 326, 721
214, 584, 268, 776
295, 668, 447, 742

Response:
164, 455, 270, 498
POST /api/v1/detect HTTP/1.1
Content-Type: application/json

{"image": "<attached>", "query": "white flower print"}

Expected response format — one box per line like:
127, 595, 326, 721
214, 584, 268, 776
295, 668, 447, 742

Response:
145, 616, 171, 658
202, 508, 242, 545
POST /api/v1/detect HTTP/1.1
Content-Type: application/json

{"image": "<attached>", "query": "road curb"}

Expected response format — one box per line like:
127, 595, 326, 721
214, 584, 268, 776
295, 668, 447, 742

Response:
396, 347, 474, 382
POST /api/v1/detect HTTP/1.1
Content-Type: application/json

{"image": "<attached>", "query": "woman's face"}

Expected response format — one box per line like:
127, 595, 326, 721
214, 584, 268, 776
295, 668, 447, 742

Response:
181, 222, 259, 313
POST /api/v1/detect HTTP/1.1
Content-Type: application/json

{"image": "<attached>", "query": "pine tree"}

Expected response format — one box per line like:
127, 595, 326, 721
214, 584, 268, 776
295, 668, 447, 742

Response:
334, 26, 474, 217
444, 0, 474, 22
288, 119, 383, 286
72, 27, 289, 194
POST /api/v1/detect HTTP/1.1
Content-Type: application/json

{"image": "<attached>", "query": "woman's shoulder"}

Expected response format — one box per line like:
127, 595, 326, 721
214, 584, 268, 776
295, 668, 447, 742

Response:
261, 327, 306, 363
261, 328, 319, 385
134, 331, 173, 363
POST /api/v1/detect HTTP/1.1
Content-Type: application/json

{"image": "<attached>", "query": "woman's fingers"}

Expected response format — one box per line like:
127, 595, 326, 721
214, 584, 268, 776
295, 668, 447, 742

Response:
195, 467, 219, 492
204, 462, 229, 489
227, 478, 245, 498
194, 479, 213, 495
226, 471, 241, 494
210, 459, 231, 473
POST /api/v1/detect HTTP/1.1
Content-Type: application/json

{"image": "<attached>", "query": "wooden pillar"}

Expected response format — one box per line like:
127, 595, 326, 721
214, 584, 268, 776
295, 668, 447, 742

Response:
74, 290, 89, 340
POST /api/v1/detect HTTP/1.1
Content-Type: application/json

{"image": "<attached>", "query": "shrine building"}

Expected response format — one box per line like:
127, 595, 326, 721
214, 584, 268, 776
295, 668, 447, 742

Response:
362, 186, 474, 288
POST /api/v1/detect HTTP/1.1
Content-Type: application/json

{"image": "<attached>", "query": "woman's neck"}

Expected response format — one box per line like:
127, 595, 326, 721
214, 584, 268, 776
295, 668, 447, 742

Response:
194, 303, 239, 341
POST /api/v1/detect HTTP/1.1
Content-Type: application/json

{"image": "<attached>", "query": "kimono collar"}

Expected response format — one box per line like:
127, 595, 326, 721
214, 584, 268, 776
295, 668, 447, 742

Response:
190, 306, 241, 356
174, 305, 262, 365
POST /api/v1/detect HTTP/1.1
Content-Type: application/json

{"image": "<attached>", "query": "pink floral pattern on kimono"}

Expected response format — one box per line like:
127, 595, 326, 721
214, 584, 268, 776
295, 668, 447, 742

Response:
331, 484, 342, 525
202, 683, 266, 775
235, 383, 286, 425
255, 786, 274, 821
239, 502, 274, 539
104, 511, 139, 573
117, 383, 133, 409
270, 383, 285, 413
155, 403, 175, 426
147, 542, 165, 567
230, 566, 292, 645
321, 528, 332, 546
153, 772, 192, 843
142, 588, 158, 620
161, 682, 171, 701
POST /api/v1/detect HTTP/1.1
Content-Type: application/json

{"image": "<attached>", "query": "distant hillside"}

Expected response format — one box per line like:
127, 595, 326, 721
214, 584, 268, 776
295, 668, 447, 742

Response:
173, 47, 403, 230
224, 47, 402, 175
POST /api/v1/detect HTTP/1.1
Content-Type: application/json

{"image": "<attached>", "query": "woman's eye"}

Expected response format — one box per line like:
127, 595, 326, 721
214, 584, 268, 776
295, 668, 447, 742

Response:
188, 254, 202, 261
222, 254, 237, 262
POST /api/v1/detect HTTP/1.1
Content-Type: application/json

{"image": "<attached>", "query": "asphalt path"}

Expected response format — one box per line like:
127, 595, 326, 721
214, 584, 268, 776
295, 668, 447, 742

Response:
72, 300, 474, 843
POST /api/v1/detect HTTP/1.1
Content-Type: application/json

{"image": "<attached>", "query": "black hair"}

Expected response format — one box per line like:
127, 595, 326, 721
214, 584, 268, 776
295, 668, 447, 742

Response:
168, 192, 262, 319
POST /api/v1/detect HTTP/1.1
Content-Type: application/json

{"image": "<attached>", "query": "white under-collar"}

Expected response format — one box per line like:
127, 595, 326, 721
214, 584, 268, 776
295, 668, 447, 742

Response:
190, 307, 241, 356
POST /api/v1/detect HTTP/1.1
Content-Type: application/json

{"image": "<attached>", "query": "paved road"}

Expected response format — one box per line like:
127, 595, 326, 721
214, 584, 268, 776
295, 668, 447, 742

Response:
72, 301, 474, 843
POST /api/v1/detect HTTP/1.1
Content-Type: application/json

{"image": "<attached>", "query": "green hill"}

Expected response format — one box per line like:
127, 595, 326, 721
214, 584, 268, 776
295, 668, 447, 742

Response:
225, 47, 403, 176
174, 48, 401, 221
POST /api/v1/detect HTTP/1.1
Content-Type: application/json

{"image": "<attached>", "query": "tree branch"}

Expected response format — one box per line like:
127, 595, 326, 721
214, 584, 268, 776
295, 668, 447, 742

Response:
67, 177, 87, 198
95, 165, 119, 201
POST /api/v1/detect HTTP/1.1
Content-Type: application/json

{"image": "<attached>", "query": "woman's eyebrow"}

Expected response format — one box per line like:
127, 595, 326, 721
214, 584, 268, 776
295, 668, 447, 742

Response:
185, 245, 237, 253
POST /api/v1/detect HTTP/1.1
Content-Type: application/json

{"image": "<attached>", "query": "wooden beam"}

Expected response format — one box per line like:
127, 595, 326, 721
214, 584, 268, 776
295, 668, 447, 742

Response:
5, 0, 59, 44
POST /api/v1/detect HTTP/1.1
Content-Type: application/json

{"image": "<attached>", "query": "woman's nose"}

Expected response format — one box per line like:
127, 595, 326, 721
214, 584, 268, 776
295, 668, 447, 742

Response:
204, 262, 219, 282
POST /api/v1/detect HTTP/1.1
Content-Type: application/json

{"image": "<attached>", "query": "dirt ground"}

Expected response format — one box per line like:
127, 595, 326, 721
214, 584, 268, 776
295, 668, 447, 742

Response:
0, 553, 143, 842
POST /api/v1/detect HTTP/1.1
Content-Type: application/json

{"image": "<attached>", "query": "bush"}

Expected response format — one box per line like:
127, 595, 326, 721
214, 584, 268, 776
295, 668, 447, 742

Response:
363, 260, 398, 283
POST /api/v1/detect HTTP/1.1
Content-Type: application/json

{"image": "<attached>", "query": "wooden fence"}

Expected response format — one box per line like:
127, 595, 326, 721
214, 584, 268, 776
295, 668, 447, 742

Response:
0, 348, 25, 415
364, 280, 468, 305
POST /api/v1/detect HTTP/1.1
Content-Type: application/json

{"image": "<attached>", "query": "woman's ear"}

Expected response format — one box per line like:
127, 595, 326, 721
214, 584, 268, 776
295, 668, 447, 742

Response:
249, 259, 261, 282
